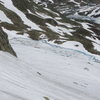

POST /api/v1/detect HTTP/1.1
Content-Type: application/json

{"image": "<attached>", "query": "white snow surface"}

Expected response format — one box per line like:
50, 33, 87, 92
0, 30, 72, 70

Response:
93, 42, 100, 52
0, 31, 100, 100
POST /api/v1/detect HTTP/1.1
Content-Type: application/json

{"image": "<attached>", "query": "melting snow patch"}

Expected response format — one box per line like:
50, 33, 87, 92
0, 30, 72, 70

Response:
46, 23, 72, 35
92, 42, 100, 52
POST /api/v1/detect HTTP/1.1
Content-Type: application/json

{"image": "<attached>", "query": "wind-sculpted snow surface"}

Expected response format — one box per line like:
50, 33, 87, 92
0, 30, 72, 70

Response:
0, 36, 100, 100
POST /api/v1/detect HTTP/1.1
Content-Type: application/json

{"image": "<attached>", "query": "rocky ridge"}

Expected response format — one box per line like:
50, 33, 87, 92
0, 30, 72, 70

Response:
0, 0, 100, 55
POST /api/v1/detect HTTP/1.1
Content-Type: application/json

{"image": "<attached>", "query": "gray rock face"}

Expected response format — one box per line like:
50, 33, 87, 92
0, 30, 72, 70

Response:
0, 27, 16, 56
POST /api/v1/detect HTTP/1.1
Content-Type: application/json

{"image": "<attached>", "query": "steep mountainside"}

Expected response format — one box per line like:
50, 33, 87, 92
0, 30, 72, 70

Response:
0, 0, 100, 55
0, 1, 100, 100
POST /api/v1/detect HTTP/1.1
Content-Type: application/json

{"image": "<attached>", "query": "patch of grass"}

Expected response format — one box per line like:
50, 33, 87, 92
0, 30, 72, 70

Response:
25, 13, 44, 25
0, 22, 26, 31
27, 30, 42, 40
45, 18, 58, 26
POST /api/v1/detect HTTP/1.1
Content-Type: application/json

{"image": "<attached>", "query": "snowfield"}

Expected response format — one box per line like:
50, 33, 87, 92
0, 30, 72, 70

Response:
0, 35, 100, 100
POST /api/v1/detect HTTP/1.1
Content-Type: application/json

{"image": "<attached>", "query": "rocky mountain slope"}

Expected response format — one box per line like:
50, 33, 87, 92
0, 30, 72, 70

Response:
0, 0, 100, 55
0, 27, 16, 56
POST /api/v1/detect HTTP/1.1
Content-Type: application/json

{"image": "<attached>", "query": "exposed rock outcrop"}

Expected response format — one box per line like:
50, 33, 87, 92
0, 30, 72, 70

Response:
0, 27, 16, 56
0, 0, 100, 55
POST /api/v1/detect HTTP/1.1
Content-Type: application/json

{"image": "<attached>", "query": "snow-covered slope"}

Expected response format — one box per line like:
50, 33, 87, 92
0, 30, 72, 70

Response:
0, 34, 100, 100
0, 0, 100, 100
